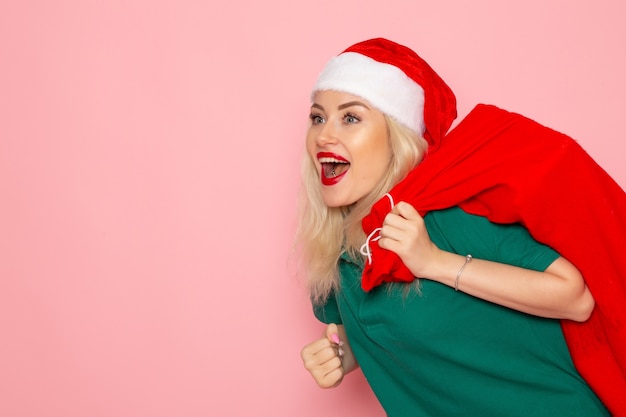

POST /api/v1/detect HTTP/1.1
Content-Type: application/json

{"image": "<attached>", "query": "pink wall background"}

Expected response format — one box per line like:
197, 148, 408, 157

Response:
1, 1, 624, 416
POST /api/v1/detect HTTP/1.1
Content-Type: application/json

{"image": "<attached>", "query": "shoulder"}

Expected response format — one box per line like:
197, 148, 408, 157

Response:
424, 206, 498, 246
424, 207, 559, 271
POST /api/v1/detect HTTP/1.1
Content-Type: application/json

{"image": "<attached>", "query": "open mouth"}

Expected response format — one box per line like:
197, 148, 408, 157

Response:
318, 153, 350, 185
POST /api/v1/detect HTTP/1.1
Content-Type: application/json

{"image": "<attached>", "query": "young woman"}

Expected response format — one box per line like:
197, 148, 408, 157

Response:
298, 38, 616, 416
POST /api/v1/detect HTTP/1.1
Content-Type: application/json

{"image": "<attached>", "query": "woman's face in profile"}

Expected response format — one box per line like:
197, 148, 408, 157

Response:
307, 90, 391, 207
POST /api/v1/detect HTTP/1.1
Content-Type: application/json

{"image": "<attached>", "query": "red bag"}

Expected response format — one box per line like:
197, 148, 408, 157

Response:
361, 104, 626, 415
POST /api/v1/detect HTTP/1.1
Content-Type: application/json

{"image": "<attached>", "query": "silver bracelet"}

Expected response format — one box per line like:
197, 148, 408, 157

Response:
454, 254, 472, 291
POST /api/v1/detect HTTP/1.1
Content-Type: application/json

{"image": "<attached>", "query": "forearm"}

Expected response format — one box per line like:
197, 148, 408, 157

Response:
377, 202, 594, 322
424, 251, 595, 322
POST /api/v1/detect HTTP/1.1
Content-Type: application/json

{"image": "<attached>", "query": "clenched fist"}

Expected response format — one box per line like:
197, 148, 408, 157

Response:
301, 323, 357, 388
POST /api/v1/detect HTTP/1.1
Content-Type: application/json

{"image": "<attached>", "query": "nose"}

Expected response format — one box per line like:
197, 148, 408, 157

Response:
315, 120, 338, 147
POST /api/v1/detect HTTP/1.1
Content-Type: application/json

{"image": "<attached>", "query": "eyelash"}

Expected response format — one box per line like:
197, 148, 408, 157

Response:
309, 112, 361, 125
343, 113, 360, 123
309, 113, 324, 124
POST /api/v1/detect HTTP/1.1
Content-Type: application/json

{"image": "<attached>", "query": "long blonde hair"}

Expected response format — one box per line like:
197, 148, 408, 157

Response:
296, 115, 429, 305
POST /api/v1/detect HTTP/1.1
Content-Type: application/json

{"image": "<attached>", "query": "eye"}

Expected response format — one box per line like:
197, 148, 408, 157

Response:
343, 113, 360, 124
309, 113, 325, 125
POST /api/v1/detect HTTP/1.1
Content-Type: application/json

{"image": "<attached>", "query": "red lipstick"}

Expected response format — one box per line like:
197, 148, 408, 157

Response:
317, 152, 350, 186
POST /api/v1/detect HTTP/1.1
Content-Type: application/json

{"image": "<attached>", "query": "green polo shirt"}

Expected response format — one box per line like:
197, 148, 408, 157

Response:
314, 207, 608, 417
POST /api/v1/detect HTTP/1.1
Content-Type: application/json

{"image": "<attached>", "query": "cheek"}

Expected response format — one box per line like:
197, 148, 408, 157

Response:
305, 136, 320, 173
369, 132, 392, 163
305, 132, 316, 156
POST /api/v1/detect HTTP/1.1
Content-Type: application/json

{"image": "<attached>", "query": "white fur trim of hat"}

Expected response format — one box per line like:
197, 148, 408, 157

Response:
312, 52, 425, 134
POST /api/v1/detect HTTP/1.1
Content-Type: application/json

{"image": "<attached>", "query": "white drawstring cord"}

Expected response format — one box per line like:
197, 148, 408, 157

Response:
360, 193, 395, 265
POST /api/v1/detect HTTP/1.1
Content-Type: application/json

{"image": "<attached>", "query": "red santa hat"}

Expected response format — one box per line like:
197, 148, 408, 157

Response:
312, 38, 458, 151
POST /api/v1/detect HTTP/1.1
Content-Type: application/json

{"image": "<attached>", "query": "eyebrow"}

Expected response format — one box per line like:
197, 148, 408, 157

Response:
339, 101, 370, 110
311, 101, 371, 111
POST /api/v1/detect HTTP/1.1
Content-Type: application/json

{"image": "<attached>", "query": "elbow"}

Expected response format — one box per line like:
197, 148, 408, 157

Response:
568, 287, 595, 323
550, 258, 595, 322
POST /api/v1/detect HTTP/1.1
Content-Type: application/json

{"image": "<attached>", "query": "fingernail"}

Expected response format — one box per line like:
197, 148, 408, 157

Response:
330, 333, 341, 344
338, 347, 345, 357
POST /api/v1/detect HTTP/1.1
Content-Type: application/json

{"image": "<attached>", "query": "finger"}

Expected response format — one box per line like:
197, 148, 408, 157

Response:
303, 336, 332, 352
301, 338, 332, 361
381, 214, 412, 241
384, 206, 421, 228
304, 332, 342, 362
315, 345, 342, 364
316, 365, 345, 389
324, 323, 344, 347
321, 359, 344, 377
324, 324, 346, 360
393, 201, 421, 220
325, 368, 345, 388
378, 235, 403, 253
302, 344, 339, 372
382, 212, 410, 233
307, 348, 343, 376
380, 224, 405, 243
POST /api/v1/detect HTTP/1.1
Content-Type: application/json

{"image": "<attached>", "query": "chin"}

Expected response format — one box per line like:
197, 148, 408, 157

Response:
322, 199, 345, 209
322, 195, 358, 209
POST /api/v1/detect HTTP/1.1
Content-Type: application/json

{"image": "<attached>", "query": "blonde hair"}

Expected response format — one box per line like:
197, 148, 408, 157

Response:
296, 115, 429, 305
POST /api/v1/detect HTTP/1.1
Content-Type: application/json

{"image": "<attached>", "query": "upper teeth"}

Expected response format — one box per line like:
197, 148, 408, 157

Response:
319, 157, 347, 164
